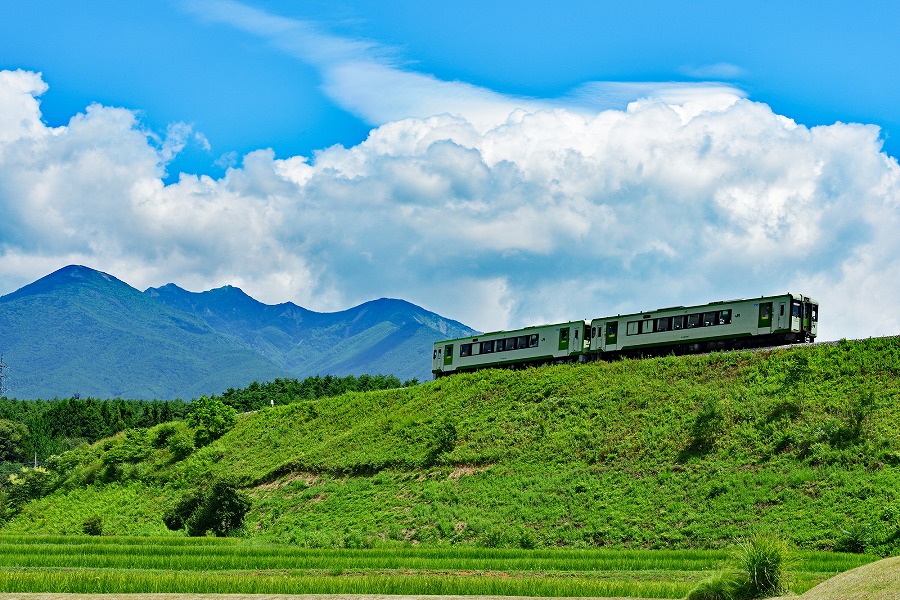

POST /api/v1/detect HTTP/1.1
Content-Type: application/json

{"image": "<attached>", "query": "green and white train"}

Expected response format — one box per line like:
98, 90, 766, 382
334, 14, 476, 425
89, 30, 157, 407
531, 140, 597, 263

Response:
432, 293, 818, 377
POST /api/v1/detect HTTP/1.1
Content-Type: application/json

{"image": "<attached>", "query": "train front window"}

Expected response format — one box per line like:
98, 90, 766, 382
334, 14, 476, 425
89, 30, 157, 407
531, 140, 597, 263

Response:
811, 305, 818, 322
792, 301, 801, 318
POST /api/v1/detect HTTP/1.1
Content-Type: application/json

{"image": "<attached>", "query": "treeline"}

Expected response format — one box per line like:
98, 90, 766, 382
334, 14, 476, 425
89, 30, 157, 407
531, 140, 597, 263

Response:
0, 398, 190, 465
217, 374, 417, 412
0, 373, 415, 466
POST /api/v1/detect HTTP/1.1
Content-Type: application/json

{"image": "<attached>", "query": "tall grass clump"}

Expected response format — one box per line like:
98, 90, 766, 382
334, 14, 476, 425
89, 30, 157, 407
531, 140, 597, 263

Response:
686, 535, 795, 600
735, 534, 794, 598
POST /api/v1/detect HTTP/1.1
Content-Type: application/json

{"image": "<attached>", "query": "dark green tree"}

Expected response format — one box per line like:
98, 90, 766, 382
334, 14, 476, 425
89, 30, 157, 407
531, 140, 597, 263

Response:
187, 396, 237, 447
0, 418, 30, 462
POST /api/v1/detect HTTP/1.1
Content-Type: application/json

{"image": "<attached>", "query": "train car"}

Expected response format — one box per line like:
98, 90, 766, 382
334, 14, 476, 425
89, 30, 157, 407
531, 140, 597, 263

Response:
432, 320, 589, 377
589, 293, 818, 356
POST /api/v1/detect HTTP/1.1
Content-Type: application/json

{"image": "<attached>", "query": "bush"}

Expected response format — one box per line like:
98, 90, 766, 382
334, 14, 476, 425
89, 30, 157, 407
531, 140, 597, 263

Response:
834, 522, 870, 553
82, 515, 103, 536
163, 479, 251, 537
151, 423, 180, 449
167, 430, 195, 461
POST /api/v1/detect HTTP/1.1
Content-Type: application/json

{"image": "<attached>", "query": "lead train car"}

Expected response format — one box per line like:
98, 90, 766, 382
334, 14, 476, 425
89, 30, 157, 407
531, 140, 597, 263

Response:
432, 293, 818, 377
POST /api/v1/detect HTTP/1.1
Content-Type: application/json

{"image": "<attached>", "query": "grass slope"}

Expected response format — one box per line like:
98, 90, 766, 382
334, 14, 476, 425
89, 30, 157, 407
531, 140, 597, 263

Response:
4, 338, 900, 556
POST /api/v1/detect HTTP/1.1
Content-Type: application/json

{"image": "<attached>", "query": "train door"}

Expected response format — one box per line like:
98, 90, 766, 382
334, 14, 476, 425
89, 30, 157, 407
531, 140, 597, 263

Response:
591, 322, 602, 351
776, 301, 787, 331
802, 300, 818, 340
443, 344, 454, 367
558, 328, 570, 352
807, 302, 818, 338
757, 302, 773, 333
605, 321, 618, 350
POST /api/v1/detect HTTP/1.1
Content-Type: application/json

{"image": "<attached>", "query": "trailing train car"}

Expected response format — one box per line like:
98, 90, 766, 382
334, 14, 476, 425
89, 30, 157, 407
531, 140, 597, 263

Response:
432, 320, 588, 376
432, 293, 817, 378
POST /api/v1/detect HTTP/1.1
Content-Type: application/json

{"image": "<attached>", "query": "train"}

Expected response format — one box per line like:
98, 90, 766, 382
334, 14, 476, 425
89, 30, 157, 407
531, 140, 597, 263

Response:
432, 292, 818, 377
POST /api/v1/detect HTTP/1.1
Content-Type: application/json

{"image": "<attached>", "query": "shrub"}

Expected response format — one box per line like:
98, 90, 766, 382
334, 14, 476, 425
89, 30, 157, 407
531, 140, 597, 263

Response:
834, 522, 870, 553
163, 479, 251, 537
82, 515, 103, 536
151, 422, 180, 449
167, 430, 195, 461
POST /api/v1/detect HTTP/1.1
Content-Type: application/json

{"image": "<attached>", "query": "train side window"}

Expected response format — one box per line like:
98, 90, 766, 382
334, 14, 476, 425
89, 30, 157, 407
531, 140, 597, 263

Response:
518, 335, 528, 349
627, 321, 639, 335
687, 314, 700, 328
460, 343, 472, 357
702, 312, 716, 327
481, 341, 494, 354
672, 316, 685, 330
591, 327, 596, 339
641, 319, 654, 334
656, 317, 671, 332
719, 310, 732, 325
495, 339, 505, 352
529, 334, 539, 347
780, 304, 785, 316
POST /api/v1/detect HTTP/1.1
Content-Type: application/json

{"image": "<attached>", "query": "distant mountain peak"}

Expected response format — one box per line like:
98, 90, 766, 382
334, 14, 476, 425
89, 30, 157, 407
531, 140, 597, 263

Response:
1, 264, 133, 302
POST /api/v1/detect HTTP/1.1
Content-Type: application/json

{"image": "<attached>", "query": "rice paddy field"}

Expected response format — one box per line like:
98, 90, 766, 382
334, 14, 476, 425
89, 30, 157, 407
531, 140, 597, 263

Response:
0, 535, 876, 597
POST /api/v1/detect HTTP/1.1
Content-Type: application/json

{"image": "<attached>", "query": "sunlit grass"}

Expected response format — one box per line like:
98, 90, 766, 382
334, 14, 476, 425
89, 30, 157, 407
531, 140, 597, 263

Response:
0, 535, 876, 597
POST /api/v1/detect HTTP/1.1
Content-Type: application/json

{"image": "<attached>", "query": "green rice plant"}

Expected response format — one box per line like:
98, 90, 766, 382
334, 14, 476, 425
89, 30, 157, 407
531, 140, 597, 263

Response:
685, 570, 743, 600
733, 534, 796, 598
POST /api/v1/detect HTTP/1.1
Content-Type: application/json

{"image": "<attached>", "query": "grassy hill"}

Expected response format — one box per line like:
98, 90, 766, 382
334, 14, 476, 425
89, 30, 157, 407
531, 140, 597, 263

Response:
3, 337, 899, 556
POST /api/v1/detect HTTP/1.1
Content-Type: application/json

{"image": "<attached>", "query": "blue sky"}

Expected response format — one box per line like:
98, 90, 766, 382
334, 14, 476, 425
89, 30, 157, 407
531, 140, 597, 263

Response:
1, 0, 899, 339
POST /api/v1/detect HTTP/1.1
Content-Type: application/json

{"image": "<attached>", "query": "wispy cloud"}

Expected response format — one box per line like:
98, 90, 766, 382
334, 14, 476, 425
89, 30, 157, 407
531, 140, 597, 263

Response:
679, 62, 747, 80
181, 0, 747, 130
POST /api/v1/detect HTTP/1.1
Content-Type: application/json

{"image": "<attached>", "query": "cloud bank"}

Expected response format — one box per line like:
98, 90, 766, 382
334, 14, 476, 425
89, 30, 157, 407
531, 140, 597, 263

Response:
1, 68, 899, 340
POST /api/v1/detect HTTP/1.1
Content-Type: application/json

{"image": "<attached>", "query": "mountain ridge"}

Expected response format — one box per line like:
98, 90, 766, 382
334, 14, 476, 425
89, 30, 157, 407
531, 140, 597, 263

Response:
0, 265, 477, 399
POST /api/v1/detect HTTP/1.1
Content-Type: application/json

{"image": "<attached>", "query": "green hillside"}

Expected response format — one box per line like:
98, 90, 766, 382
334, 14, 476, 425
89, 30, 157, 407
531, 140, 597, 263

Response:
3, 338, 899, 556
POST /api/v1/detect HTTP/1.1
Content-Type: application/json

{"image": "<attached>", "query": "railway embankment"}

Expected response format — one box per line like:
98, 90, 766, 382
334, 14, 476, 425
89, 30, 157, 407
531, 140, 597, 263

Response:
3, 337, 899, 555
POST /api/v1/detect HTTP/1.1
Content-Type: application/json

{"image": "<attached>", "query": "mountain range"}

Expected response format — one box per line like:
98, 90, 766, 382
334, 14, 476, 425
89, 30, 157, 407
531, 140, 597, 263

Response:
0, 265, 476, 399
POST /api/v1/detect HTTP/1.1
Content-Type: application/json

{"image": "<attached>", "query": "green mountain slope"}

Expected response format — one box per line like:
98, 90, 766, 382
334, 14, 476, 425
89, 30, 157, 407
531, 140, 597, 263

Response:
4, 338, 899, 554
0, 266, 477, 399
0, 266, 288, 399
144, 284, 476, 382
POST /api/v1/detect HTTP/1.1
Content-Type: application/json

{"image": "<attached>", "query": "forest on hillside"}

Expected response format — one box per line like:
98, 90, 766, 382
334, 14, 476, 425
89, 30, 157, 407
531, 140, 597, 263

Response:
0, 373, 415, 469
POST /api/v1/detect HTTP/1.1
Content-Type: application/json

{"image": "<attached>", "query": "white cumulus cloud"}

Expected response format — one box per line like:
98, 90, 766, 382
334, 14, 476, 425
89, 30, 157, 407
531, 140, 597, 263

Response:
1, 68, 899, 341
